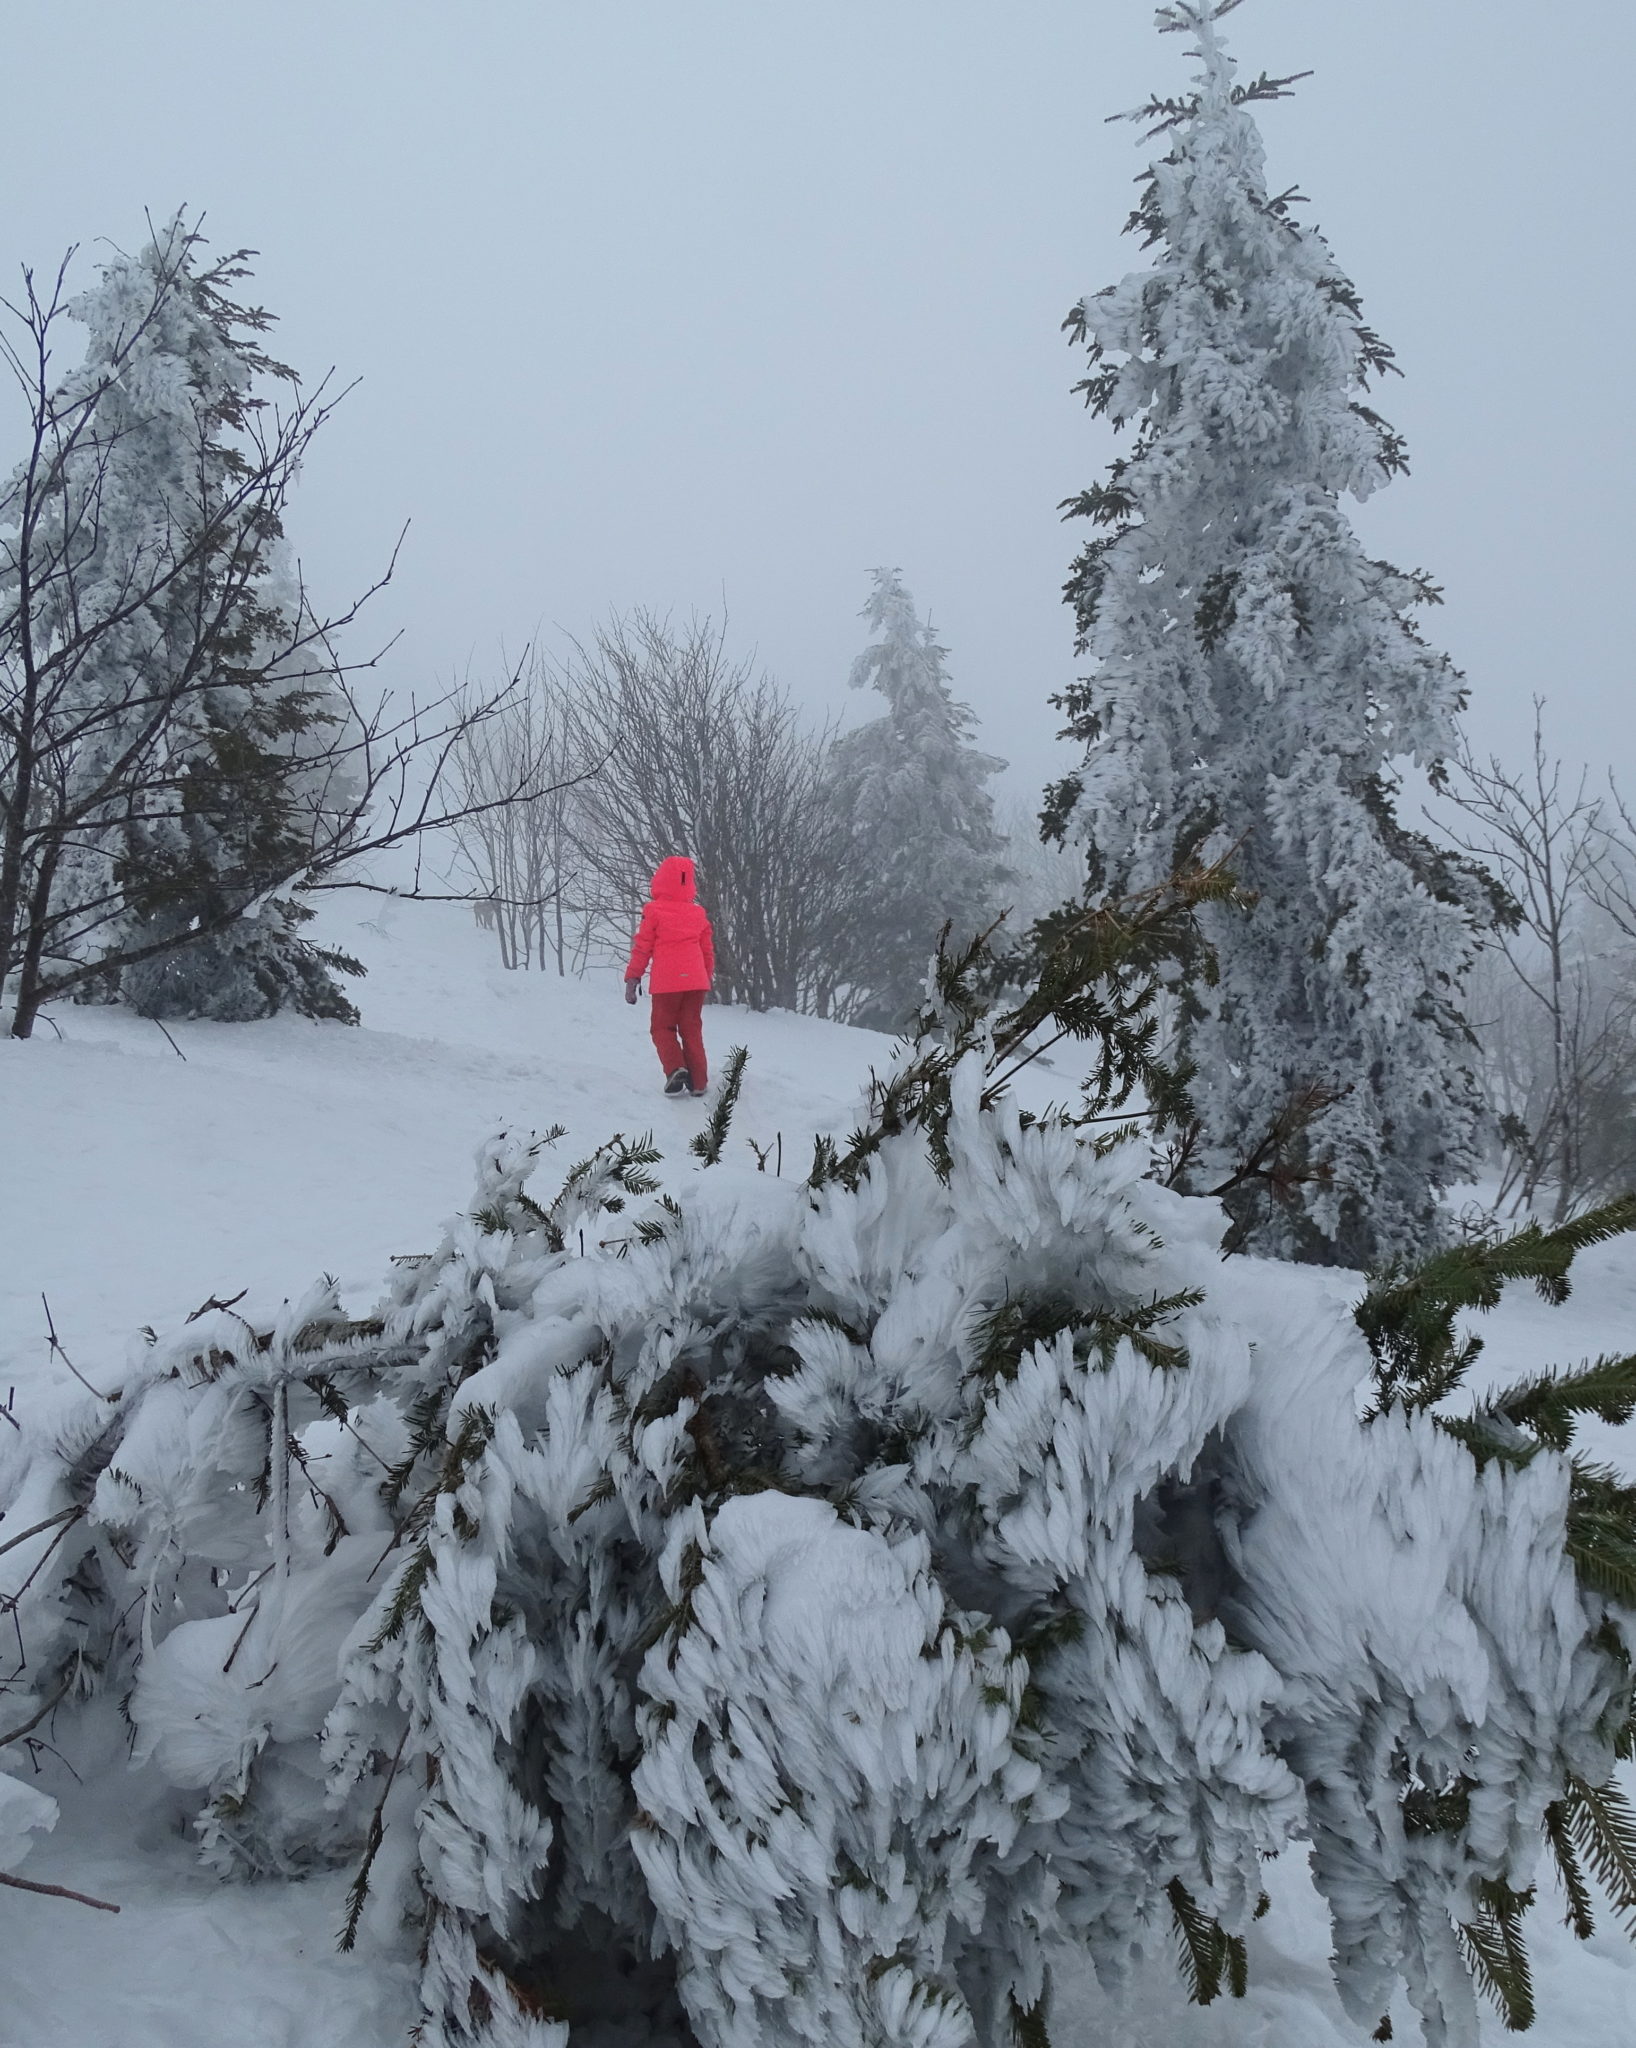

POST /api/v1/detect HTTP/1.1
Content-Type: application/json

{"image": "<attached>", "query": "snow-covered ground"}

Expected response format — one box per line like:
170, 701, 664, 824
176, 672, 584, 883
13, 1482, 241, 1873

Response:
2, 894, 1634, 2047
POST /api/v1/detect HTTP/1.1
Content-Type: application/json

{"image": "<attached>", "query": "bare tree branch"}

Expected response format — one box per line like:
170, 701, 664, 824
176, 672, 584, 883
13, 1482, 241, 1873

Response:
0, 1869, 119, 1913
550, 611, 862, 1012
1441, 700, 1636, 1221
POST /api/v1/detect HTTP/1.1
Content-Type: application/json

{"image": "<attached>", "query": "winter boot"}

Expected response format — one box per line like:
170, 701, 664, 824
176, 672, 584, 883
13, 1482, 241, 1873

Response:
664, 1068, 690, 1096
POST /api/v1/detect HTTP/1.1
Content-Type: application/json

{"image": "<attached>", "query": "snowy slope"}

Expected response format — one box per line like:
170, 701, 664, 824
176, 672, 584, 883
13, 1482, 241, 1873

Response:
0, 895, 896, 1403
2, 893, 1634, 2048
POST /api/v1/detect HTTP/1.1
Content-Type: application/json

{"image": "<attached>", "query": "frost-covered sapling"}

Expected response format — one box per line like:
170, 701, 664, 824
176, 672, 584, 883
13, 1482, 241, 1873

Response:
6, 875, 1636, 2047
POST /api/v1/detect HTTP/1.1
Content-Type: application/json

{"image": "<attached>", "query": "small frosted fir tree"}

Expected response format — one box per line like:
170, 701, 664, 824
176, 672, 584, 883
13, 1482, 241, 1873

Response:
8, 890, 1636, 2047
6, 213, 361, 1023
1046, 1, 1497, 1265
828, 570, 1009, 1027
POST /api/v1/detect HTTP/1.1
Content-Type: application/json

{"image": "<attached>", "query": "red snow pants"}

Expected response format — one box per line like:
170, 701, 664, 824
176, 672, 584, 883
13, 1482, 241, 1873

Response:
649, 990, 708, 1088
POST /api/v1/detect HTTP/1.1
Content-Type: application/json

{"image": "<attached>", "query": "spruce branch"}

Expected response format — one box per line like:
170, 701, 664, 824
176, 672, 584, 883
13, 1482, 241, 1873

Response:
1563, 1464, 1636, 1605
971, 1289, 1201, 1383
1543, 1797, 1598, 1941
366, 1404, 495, 1642
364, 1545, 432, 1655
1458, 1881, 1536, 2032
1563, 1774, 1636, 1936
1165, 1878, 1247, 2005
1357, 1195, 1636, 1417
691, 1046, 749, 1166
1483, 1352, 1636, 1451
1361, 1204, 1636, 1611
338, 1722, 411, 1953
530, 1131, 664, 1250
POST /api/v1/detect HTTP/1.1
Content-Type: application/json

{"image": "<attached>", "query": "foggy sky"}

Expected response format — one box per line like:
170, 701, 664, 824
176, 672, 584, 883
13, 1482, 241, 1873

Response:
2, 1, 1630, 803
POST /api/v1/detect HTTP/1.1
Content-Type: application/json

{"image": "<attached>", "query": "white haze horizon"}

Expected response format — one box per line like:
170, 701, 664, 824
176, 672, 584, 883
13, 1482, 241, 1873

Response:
0, 0, 1628, 811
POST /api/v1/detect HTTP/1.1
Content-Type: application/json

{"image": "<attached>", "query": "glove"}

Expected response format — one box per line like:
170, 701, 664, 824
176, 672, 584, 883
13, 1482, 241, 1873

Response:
624, 978, 640, 1005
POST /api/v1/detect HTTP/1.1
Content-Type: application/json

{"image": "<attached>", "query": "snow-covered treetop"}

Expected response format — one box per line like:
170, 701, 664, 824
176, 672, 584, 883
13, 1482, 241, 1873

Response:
44, 213, 297, 572
4, 894, 1635, 2044
847, 567, 985, 751
1054, 0, 1465, 890
68, 209, 294, 420
1091, 0, 1399, 490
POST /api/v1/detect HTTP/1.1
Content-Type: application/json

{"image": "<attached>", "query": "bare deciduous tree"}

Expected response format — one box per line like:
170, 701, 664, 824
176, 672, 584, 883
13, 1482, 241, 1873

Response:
447, 658, 612, 974
556, 611, 861, 1013
1444, 703, 1636, 1220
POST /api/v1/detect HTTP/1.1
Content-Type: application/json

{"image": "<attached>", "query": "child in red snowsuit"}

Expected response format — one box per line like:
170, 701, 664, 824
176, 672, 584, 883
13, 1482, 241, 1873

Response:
624, 856, 715, 1095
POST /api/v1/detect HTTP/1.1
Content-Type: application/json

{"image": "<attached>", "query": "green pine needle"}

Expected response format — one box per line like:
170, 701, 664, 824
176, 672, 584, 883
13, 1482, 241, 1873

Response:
691, 1046, 749, 1167
1008, 1994, 1052, 2048
1358, 1196, 1636, 1418
1565, 1774, 1636, 1936
1543, 1798, 1598, 1941
972, 1289, 1201, 1382
1165, 1879, 1247, 2006
1458, 1881, 1536, 2032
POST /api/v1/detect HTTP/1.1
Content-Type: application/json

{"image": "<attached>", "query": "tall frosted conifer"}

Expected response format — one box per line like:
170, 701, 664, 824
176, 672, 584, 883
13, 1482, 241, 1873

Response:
830, 569, 1008, 1027
1047, 1, 1492, 1265
18, 215, 359, 1022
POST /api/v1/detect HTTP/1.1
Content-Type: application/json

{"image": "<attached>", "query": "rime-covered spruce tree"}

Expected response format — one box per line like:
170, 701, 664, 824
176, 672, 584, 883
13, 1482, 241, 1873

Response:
19, 215, 360, 1022
1046, 1, 1496, 1266
6, 887, 1636, 2048
828, 570, 1009, 1027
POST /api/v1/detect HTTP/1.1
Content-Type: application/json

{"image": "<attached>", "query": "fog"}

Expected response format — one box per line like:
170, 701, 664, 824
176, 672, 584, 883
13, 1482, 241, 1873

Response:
2, 0, 1629, 799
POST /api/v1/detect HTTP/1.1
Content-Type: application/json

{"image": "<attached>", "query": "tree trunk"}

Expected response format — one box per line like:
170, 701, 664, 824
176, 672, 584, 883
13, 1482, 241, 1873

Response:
0, 710, 39, 1008
9, 846, 60, 1039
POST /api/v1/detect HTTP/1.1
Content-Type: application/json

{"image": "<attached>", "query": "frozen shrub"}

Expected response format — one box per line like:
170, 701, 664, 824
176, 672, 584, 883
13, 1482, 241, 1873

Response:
4, 901, 1635, 2048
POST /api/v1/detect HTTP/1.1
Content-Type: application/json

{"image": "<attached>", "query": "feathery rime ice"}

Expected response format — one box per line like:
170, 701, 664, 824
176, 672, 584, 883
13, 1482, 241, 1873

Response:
1049, 2, 1493, 1264
3, 1002, 1632, 2045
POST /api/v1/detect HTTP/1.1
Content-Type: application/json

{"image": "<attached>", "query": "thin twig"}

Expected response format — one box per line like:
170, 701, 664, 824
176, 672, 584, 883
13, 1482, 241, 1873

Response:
185, 1289, 248, 1324
220, 1602, 259, 1675
150, 1017, 187, 1061
333, 1412, 393, 1473
0, 1670, 72, 1748
339, 1722, 412, 1952
227, 1563, 274, 1615
40, 1296, 116, 1403
0, 1512, 85, 1615
0, 1505, 84, 1562
0, 1869, 119, 1912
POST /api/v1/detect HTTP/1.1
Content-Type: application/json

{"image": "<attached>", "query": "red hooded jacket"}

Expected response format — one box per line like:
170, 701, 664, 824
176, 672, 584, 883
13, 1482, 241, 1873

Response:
624, 856, 715, 995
